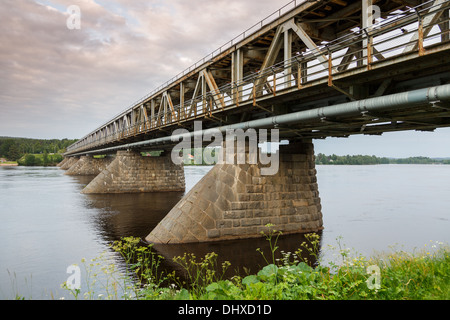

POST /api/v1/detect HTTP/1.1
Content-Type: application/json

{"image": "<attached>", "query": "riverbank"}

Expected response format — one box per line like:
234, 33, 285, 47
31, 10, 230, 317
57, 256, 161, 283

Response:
62, 234, 450, 300
316, 154, 450, 165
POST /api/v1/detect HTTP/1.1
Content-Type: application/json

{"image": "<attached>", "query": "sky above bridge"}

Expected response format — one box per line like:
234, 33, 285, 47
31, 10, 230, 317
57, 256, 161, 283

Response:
1, 0, 449, 157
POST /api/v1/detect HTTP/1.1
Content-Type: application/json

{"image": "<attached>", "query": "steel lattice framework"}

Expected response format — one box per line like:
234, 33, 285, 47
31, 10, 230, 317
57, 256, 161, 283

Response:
66, 0, 450, 156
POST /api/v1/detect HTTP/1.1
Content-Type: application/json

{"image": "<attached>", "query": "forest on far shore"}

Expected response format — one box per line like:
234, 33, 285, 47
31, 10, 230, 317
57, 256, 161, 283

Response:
315, 153, 450, 165
0, 136, 78, 166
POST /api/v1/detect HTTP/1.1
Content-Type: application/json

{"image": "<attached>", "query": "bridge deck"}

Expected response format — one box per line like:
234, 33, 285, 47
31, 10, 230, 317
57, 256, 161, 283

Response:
66, 0, 450, 156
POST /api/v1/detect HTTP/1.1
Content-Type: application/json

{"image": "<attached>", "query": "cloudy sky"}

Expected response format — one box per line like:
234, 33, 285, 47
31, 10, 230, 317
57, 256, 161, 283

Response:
1, 0, 449, 157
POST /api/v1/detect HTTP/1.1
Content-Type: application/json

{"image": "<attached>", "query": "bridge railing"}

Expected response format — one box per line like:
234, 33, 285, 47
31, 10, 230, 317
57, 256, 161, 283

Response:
96, 0, 307, 129
66, 0, 450, 155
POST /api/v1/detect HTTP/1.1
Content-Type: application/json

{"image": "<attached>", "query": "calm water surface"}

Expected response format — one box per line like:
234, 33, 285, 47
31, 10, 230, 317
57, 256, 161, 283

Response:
0, 164, 449, 299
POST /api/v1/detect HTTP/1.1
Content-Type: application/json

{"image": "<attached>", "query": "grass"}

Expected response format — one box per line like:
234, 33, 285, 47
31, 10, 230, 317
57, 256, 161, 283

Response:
61, 227, 450, 300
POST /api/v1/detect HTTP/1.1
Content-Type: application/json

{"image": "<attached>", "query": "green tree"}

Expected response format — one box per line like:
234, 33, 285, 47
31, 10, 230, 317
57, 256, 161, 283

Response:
0, 139, 14, 158
7, 143, 22, 161
315, 153, 329, 165
24, 154, 36, 166
52, 154, 63, 163
43, 151, 49, 166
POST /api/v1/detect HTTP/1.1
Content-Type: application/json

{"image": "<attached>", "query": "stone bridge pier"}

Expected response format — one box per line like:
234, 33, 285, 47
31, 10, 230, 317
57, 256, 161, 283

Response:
60, 156, 79, 170
60, 139, 323, 244
146, 139, 323, 244
81, 150, 185, 194
64, 155, 114, 176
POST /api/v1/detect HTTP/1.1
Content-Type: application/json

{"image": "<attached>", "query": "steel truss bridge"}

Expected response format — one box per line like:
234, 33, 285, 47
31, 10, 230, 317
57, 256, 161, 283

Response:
66, 0, 450, 156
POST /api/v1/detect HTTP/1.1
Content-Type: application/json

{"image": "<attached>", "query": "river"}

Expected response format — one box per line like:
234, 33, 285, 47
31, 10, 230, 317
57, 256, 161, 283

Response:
0, 164, 449, 299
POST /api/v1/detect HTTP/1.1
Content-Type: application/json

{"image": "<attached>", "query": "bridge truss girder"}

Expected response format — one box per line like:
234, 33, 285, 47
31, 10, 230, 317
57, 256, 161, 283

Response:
67, 0, 450, 155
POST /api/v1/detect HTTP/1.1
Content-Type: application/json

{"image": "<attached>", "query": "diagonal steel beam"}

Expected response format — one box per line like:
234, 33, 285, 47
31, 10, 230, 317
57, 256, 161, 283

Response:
201, 69, 225, 110
251, 25, 285, 99
403, 0, 446, 53
188, 74, 203, 117
286, 19, 338, 73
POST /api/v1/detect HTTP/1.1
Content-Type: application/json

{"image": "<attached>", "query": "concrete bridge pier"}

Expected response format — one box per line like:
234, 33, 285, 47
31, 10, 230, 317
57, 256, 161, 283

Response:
81, 150, 185, 194
146, 139, 323, 244
65, 155, 114, 176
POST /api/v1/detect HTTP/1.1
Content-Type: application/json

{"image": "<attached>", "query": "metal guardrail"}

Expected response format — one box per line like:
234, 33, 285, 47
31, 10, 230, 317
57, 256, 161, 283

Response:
67, 0, 450, 154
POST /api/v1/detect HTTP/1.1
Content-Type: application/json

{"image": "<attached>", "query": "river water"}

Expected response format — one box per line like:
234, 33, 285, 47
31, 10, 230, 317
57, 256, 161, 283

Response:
0, 164, 449, 299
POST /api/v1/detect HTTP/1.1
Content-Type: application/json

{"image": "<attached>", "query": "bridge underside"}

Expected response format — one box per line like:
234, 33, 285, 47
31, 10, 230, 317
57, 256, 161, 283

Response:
61, 0, 450, 243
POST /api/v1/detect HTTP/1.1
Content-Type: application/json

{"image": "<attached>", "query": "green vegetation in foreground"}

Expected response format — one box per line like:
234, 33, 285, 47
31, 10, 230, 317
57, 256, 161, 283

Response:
61, 227, 450, 300
316, 153, 450, 165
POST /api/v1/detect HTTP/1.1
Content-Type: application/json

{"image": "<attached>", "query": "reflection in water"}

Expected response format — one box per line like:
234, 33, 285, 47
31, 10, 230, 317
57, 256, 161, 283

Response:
82, 191, 184, 241
154, 232, 322, 280
70, 173, 322, 281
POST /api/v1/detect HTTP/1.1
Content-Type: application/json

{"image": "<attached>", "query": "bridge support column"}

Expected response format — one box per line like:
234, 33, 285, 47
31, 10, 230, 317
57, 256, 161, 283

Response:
146, 140, 323, 244
57, 157, 69, 167
65, 155, 114, 176
81, 150, 185, 194
60, 157, 79, 170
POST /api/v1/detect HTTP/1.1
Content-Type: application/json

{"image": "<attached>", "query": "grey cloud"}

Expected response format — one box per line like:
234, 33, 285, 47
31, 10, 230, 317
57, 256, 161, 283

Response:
0, 0, 290, 139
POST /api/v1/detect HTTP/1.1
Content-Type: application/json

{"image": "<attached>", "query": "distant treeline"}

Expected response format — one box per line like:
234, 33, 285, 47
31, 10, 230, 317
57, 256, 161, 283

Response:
17, 153, 64, 167
0, 136, 77, 163
315, 153, 450, 165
